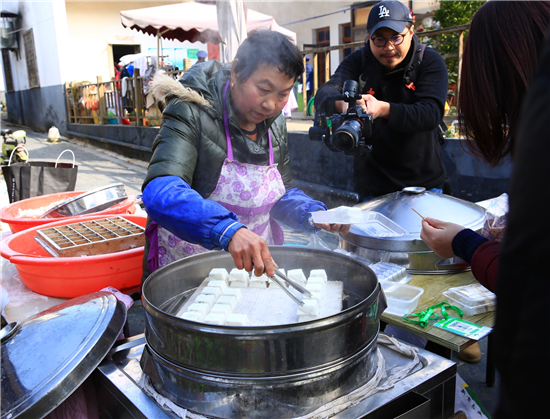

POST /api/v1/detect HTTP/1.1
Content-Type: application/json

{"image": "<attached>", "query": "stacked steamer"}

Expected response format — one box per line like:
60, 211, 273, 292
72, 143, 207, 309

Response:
140, 247, 386, 418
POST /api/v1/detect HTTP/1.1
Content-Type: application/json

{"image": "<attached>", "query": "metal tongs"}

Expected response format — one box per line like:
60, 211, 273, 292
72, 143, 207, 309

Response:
269, 268, 312, 306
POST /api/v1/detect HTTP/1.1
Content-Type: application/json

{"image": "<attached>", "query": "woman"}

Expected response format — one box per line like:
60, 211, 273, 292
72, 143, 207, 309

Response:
420, 1, 550, 293
141, 31, 345, 281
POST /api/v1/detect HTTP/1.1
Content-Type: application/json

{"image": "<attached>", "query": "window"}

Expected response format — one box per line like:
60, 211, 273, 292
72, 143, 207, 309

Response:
23, 29, 39, 88
1, 50, 14, 92
315, 27, 331, 87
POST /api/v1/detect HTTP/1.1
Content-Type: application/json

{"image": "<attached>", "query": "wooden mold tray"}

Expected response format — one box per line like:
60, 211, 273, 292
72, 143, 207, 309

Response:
35, 216, 145, 257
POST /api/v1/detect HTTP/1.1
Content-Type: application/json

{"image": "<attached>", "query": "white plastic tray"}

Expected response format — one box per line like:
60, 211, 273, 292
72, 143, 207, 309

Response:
369, 262, 412, 284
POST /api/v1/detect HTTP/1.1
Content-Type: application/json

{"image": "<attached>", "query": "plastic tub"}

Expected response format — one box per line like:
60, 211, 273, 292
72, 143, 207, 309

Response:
442, 293, 496, 316
442, 284, 497, 316
380, 280, 424, 316
0, 191, 137, 233
0, 214, 146, 298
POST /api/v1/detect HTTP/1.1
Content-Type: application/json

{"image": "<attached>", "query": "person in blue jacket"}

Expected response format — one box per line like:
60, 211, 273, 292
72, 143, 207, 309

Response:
305, 55, 314, 103
141, 31, 346, 281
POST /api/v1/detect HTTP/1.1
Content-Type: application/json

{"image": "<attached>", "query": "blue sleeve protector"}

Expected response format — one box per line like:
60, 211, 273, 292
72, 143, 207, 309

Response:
271, 188, 327, 234
142, 176, 246, 251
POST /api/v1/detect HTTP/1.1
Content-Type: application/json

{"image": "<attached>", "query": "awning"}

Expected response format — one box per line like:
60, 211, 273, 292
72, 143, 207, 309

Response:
120, 2, 296, 45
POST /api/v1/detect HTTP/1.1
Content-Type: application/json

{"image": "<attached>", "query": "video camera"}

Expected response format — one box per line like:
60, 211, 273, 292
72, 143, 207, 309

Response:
309, 80, 373, 155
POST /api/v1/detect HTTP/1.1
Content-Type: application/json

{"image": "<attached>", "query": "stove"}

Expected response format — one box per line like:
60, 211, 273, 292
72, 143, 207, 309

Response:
92, 334, 457, 419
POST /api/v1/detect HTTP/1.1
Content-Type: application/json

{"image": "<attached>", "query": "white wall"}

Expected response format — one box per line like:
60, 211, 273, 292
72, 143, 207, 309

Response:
412, 0, 439, 15
247, 0, 352, 74
0, 0, 67, 90
64, 1, 206, 84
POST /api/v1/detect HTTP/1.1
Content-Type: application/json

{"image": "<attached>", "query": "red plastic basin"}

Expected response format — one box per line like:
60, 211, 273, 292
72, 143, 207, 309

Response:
0, 191, 137, 233
1, 214, 146, 298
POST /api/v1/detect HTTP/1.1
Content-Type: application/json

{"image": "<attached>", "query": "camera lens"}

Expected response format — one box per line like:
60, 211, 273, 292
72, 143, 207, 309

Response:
333, 119, 362, 152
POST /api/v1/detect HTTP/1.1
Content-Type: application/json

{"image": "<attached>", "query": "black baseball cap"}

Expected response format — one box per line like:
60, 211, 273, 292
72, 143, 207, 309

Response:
367, 1, 413, 34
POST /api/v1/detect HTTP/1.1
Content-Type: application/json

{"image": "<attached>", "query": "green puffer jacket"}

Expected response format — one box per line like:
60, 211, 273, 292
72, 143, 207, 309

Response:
143, 61, 294, 196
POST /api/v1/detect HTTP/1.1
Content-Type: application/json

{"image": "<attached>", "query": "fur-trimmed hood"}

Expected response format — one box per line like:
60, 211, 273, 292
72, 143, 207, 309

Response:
150, 61, 231, 113
150, 71, 212, 108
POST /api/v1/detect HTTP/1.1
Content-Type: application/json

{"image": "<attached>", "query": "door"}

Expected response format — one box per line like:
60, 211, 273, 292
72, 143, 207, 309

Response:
315, 27, 330, 87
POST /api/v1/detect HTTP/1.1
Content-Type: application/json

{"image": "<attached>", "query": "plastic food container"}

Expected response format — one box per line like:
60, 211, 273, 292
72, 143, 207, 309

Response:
0, 214, 146, 298
352, 211, 407, 238
311, 206, 364, 224
380, 280, 424, 316
369, 261, 412, 284
0, 191, 137, 233
443, 284, 497, 316
312, 208, 406, 238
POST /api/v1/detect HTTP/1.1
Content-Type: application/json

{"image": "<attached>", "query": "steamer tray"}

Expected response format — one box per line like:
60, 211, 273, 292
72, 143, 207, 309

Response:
35, 216, 145, 257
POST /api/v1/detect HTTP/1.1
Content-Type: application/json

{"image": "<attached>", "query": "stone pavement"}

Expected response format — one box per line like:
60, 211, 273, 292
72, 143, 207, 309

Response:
0, 121, 499, 418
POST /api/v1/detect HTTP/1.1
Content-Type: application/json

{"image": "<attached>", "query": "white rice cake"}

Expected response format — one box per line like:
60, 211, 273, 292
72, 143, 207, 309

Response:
287, 269, 307, 286
309, 269, 328, 283
229, 268, 250, 288
306, 282, 326, 294
297, 299, 320, 316
204, 313, 226, 325
201, 286, 222, 299
187, 303, 210, 317
226, 313, 250, 326
250, 273, 269, 288
179, 311, 205, 322
210, 303, 233, 316
194, 294, 216, 309
217, 295, 238, 310
222, 288, 243, 300
208, 280, 228, 293
308, 291, 325, 303
209, 268, 230, 284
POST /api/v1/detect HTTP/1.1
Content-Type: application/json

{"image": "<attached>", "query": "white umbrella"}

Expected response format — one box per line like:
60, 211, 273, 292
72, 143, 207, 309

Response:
216, 0, 248, 63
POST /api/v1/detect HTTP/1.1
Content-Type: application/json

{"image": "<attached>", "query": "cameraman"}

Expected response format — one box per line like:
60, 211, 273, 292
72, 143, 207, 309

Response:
314, 0, 448, 200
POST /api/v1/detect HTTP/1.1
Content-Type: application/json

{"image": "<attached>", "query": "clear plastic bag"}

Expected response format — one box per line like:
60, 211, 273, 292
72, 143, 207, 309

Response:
306, 234, 332, 251
481, 193, 508, 241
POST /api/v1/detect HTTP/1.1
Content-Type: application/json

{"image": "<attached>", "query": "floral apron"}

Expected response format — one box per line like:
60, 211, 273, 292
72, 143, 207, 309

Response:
146, 80, 286, 272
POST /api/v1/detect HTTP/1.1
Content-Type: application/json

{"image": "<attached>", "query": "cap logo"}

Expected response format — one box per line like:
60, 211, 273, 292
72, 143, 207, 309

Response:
378, 5, 390, 19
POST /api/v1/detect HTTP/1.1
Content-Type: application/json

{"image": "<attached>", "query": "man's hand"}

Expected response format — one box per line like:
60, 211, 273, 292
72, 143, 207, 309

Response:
420, 217, 465, 259
227, 228, 275, 277
359, 95, 390, 120
334, 96, 390, 120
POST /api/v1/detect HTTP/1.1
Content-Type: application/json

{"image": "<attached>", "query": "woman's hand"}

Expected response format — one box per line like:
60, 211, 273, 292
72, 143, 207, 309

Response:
227, 228, 276, 277
420, 217, 465, 259
313, 222, 351, 234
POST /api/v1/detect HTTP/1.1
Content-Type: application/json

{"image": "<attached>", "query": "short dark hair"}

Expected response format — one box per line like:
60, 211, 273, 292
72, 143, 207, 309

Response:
458, 1, 550, 166
233, 30, 304, 83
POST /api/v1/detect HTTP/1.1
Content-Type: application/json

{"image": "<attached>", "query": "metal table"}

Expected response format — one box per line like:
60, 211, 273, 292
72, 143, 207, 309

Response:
93, 334, 457, 419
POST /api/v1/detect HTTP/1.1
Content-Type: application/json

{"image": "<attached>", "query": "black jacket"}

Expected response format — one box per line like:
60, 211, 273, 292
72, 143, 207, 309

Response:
494, 30, 550, 419
314, 36, 448, 198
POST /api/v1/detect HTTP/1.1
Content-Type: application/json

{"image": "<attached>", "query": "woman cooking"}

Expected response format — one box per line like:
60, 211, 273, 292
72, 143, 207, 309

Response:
142, 30, 346, 281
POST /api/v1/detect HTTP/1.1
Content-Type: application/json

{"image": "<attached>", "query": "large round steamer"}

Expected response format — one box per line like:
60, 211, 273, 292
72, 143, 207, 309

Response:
340, 187, 486, 274
141, 246, 386, 418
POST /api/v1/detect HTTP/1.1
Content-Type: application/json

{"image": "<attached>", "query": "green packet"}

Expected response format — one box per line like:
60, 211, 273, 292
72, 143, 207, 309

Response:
432, 316, 492, 340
